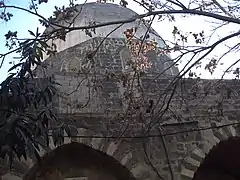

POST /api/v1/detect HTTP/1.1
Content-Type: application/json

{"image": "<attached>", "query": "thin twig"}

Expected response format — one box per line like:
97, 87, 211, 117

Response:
142, 138, 165, 180
47, 121, 240, 139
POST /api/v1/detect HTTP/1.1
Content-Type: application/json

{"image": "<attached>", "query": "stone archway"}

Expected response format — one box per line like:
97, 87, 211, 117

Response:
23, 142, 136, 180
193, 136, 240, 180
180, 123, 238, 179
6, 127, 152, 179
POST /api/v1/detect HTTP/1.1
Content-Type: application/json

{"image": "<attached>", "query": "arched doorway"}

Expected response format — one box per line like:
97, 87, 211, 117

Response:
193, 136, 240, 180
23, 142, 136, 180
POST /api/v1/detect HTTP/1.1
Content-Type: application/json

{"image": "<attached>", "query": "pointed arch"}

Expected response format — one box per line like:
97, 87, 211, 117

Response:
0, 127, 151, 180
193, 136, 240, 180
180, 124, 237, 179
23, 142, 136, 180
22, 127, 152, 180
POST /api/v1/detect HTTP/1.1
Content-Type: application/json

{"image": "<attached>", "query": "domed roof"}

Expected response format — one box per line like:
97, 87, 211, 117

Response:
46, 2, 166, 53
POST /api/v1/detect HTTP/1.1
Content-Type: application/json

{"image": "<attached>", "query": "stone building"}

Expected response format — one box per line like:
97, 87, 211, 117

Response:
2, 2, 240, 180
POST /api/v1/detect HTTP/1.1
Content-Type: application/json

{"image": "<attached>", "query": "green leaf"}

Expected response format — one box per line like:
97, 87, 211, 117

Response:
46, 87, 52, 102
39, 40, 49, 49
36, 47, 43, 60
64, 125, 71, 137
8, 63, 23, 72
28, 30, 35, 37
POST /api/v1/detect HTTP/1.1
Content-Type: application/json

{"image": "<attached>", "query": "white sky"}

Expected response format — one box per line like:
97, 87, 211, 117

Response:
0, 0, 239, 82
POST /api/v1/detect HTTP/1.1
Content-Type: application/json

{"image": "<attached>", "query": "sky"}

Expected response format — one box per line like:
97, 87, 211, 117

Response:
0, 0, 239, 82
0, 0, 71, 82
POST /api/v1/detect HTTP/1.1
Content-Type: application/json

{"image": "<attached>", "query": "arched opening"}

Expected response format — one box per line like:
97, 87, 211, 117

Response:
23, 142, 136, 180
193, 136, 240, 180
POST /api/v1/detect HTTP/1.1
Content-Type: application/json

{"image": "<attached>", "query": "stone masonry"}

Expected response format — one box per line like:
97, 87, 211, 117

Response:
2, 3, 240, 180
12, 37, 240, 180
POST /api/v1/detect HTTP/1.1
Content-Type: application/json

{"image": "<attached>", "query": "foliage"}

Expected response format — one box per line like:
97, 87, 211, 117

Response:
0, 0, 79, 166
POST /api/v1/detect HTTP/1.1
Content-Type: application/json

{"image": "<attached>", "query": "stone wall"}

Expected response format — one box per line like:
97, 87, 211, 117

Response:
5, 37, 240, 180
48, 76, 240, 180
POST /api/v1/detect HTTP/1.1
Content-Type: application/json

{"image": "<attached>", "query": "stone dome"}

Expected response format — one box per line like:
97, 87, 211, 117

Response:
39, 2, 179, 76
45, 2, 166, 53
